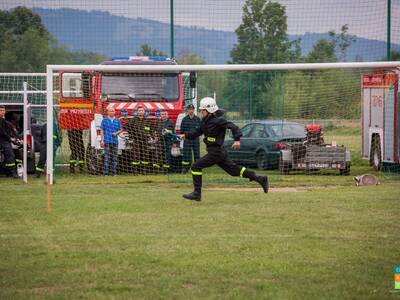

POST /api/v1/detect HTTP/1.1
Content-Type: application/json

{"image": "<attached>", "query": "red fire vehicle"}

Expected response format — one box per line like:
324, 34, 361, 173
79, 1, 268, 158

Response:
361, 69, 399, 170
57, 56, 196, 172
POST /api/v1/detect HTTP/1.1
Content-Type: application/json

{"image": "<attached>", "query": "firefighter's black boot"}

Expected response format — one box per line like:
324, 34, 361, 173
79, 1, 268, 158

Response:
183, 173, 202, 201
243, 169, 269, 193
254, 175, 269, 193
7, 166, 19, 179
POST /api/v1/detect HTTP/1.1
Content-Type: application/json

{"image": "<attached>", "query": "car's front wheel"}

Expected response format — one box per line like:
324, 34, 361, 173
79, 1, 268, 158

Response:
256, 151, 268, 170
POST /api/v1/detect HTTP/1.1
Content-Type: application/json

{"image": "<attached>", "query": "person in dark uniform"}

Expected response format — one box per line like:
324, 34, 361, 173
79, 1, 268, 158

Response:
8, 113, 23, 167
159, 109, 175, 173
180, 97, 269, 201
126, 109, 141, 174
146, 115, 160, 174
0, 106, 18, 178
35, 121, 62, 178
67, 130, 85, 174
180, 104, 201, 173
126, 106, 150, 174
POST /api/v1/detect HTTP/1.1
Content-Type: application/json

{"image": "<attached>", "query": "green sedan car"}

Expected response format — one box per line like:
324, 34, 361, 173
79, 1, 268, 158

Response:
224, 121, 306, 169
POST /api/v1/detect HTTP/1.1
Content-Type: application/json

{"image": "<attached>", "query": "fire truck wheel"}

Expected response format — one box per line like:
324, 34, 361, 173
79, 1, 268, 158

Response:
86, 146, 103, 175
370, 137, 382, 171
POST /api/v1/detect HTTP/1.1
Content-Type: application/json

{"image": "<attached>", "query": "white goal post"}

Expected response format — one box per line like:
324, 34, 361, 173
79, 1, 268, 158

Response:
45, 61, 400, 184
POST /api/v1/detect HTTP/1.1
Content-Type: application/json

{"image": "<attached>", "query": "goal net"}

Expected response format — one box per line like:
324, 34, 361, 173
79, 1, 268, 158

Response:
36, 61, 400, 185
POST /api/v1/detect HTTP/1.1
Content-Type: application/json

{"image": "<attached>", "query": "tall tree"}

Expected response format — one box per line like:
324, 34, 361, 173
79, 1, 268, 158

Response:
176, 49, 206, 65
285, 25, 359, 120
9, 6, 48, 36
0, 7, 106, 72
136, 43, 166, 57
388, 50, 400, 61
331, 24, 356, 62
227, 0, 300, 119
305, 39, 337, 63
230, 0, 299, 64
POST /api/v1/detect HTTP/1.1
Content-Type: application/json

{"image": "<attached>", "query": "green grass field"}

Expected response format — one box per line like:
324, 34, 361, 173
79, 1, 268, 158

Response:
0, 174, 399, 299
1, 125, 399, 299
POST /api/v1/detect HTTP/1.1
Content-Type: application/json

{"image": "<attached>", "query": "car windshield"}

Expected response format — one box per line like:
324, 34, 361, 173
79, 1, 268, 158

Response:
268, 123, 305, 137
101, 73, 179, 102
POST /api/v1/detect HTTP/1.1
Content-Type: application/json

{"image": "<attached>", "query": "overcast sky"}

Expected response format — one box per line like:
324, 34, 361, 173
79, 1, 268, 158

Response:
2, 0, 399, 43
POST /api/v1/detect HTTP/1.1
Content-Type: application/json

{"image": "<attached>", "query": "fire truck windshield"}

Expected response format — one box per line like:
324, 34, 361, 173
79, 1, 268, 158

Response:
101, 73, 179, 102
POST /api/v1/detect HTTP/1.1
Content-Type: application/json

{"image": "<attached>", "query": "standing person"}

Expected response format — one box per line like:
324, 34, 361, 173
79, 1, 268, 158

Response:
126, 106, 146, 174
147, 116, 160, 174
35, 120, 62, 178
8, 113, 23, 167
180, 104, 201, 173
159, 109, 175, 172
0, 106, 18, 178
67, 130, 85, 174
100, 107, 123, 176
180, 97, 269, 201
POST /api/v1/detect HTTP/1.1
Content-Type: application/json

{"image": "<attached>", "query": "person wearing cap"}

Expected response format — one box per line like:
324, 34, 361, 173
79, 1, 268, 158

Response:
180, 104, 201, 173
180, 97, 269, 202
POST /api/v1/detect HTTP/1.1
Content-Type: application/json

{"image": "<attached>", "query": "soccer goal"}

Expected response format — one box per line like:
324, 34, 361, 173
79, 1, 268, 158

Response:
37, 60, 400, 185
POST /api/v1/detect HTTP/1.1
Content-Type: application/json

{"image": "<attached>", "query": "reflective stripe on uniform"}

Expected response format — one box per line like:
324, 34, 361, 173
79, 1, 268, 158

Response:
69, 160, 77, 163
36, 167, 45, 172
141, 161, 149, 165
207, 137, 216, 142
153, 164, 161, 168
79, 160, 85, 163
192, 171, 202, 175
240, 167, 246, 177
130, 161, 140, 165
182, 161, 190, 165
15, 159, 22, 163
144, 126, 150, 131
4, 163, 15, 167
163, 164, 170, 168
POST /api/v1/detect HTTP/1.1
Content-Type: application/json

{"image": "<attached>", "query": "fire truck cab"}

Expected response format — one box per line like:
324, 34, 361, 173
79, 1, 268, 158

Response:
58, 56, 196, 173
362, 69, 400, 170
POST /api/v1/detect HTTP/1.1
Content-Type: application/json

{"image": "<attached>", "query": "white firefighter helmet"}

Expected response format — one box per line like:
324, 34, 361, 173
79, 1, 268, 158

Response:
199, 97, 219, 113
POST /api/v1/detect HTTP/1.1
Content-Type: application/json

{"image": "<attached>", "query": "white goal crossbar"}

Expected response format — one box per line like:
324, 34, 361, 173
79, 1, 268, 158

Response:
45, 61, 400, 184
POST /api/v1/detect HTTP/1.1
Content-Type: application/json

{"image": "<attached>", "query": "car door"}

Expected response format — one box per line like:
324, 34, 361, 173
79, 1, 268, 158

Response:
226, 123, 253, 161
247, 123, 269, 160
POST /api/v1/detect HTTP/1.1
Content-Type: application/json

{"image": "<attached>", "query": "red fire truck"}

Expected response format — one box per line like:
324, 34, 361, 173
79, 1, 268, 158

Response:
362, 69, 399, 170
57, 56, 196, 173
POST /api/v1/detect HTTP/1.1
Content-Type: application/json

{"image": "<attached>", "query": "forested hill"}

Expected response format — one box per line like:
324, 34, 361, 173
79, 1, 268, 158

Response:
34, 7, 397, 63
